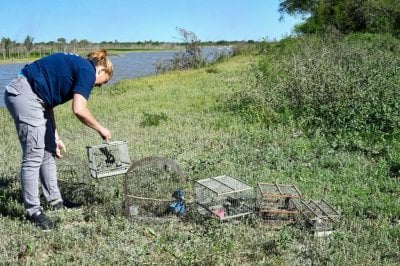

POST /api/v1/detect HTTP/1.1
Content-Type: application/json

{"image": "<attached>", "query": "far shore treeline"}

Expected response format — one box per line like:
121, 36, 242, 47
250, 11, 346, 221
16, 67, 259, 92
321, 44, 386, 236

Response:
0, 35, 255, 61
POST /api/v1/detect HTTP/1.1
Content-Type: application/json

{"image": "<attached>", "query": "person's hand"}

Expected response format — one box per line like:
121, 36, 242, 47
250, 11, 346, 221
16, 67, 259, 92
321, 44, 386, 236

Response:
56, 139, 66, 159
98, 127, 111, 143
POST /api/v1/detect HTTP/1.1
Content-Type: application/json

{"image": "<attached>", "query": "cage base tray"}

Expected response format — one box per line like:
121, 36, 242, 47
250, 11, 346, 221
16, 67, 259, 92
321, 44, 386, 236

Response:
90, 163, 131, 178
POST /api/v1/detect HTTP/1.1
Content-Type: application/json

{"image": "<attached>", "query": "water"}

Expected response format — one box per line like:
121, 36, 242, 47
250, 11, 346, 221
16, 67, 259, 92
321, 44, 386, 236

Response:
0, 47, 231, 107
107, 50, 176, 84
0, 62, 27, 106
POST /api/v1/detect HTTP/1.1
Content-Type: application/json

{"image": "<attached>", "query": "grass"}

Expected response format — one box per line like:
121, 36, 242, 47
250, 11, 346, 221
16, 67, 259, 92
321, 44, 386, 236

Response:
0, 53, 399, 265
0, 57, 36, 65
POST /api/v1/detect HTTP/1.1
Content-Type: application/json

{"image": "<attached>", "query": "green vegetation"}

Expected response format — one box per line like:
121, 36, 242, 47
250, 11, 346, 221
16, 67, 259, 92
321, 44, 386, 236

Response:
231, 34, 400, 155
1, 33, 399, 264
279, 0, 400, 37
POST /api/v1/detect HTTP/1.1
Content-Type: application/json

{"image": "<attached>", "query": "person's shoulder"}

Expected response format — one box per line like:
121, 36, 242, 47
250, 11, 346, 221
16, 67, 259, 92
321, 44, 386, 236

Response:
64, 53, 92, 67
63, 52, 85, 60
40, 52, 77, 62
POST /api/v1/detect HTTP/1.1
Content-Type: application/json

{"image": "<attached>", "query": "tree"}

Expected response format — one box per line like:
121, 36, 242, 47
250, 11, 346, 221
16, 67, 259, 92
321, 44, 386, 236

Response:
154, 27, 204, 73
79, 39, 90, 48
57, 37, 66, 52
174, 27, 203, 69
70, 38, 78, 53
279, 0, 400, 36
278, 0, 317, 16
1, 37, 12, 58
23, 35, 34, 54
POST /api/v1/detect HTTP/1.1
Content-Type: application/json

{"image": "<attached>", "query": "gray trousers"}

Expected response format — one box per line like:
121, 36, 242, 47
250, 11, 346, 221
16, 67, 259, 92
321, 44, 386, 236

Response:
4, 77, 62, 216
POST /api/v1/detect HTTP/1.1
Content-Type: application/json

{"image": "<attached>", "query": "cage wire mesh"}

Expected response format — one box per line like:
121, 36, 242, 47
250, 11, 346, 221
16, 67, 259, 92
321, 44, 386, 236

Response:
124, 156, 189, 223
194, 175, 256, 221
56, 150, 106, 204
57, 152, 88, 181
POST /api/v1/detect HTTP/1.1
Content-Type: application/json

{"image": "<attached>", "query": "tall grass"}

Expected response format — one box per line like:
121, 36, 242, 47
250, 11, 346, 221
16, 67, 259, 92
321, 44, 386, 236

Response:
0, 43, 399, 264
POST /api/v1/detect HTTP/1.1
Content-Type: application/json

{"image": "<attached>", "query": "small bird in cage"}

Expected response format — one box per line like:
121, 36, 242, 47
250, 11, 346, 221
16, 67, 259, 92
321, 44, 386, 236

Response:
99, 147, 116, 166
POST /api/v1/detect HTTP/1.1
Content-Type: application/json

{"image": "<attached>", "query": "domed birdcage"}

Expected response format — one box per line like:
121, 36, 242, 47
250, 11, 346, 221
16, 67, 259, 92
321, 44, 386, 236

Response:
123, 156, 189, 223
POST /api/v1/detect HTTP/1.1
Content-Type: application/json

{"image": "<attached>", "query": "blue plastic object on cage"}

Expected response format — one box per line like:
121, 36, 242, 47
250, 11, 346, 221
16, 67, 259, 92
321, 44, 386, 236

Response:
169, 188, 186, 215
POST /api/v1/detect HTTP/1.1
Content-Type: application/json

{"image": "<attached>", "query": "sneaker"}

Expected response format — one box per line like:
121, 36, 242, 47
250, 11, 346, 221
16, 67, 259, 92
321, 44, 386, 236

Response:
52, 201, 65, 211
53, 199, 82, 210
27, 211, 54, 231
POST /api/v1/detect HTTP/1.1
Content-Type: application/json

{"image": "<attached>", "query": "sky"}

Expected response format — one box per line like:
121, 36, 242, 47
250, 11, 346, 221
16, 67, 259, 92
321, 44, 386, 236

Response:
0, 0, 303, 43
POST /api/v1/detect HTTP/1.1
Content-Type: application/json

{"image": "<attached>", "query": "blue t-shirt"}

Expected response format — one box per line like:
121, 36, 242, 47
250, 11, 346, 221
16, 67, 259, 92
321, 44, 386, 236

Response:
21, 53, 96, 108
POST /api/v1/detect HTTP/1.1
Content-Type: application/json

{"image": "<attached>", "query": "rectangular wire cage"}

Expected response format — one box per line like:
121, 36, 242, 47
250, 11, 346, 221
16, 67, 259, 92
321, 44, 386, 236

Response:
256, 182, 302, 220
86, 141, 131, 178
194, 175, 255, 221
294, 199, 340, 235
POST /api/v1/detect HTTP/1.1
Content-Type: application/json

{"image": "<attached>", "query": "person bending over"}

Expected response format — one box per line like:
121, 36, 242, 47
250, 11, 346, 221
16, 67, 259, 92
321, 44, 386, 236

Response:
4, 49, 113, 230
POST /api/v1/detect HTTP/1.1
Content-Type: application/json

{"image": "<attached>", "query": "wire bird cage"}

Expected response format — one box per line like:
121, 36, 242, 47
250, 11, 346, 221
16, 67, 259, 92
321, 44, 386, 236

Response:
194, 175, 255, 221
294, 199, 340, 236
57, 152, 88, 179
123, 156, 188, 223
86, 141, 131, 178
256, 183, 302, 221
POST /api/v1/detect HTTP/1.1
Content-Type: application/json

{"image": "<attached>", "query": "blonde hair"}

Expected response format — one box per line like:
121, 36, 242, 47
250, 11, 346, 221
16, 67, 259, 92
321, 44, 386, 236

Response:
87, 49, 113, 78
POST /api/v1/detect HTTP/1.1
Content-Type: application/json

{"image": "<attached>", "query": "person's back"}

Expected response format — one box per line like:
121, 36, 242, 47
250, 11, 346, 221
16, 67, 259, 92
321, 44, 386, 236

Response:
22, 53, 96, 108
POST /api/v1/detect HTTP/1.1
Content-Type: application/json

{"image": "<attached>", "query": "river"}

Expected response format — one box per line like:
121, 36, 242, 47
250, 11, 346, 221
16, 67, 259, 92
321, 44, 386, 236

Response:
0, 47, 231, 107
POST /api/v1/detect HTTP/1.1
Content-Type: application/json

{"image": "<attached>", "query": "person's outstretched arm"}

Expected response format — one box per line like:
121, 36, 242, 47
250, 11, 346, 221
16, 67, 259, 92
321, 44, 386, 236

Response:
72, 93, 111, 142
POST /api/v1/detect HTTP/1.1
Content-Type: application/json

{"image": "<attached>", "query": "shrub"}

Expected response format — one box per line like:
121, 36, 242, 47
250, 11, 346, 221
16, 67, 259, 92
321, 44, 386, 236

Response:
155, 28, 206, 73
140, 112, 168, 127
231, 43, 258, 56
230, 34, 400, 154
